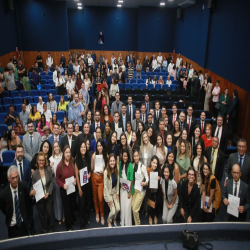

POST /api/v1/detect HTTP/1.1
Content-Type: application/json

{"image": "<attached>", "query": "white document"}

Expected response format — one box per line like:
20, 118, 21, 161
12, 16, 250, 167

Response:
135, 173, 143, 192
149, 172, 158, 189
65, 176, 75, 195
33, 180, 45, 202
79, 167, 88, 186
120, 178, 131, 192
52, 158, 61, 174
227, 194, 240, 218
94, 155, 104, 172
200, 195, 213, 213
115, 127, 123, 140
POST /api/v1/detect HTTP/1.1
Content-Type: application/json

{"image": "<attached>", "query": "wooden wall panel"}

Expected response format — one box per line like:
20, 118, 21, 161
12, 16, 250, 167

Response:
0, 52, 16, 70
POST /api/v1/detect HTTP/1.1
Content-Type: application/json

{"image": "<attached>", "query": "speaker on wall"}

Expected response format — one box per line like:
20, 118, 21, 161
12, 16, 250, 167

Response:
177, 8, 181, 19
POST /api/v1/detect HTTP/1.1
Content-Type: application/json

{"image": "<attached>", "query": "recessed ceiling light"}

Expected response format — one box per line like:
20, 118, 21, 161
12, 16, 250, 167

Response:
77, 3, 82, 5
168, 0, 174, 2
118, 0, 123, 2
74, 0, 79, 2
78, 6, 82, 9
117, 4, 122, 7
160, 2, 165, 5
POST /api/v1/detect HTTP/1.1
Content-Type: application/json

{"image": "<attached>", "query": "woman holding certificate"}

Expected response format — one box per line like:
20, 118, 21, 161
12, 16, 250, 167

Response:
131, 148, 149, 225
75, 141, 92, 229
90, 127, 106, 153
91, 138, 107, 225
56, 146, 77, 231
119, 148, 134, 226
199, 163, 221, 222
106, 131, 119, 163
104, 154, 120, 227
30, 152, 54, 233
139, 131, 154, 168
119, 132, 133, 163
153, 133, 168, 166
165, 150, 180, 184
147, 155, 162, 225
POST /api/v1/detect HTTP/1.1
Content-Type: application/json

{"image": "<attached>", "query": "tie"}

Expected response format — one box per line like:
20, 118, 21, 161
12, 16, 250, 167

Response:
216, 127, 220, 137
19, 163, 24, 181
188, 117, 191, 132
55, 137, 58, 141
173, 115, 175, 126
146, 103, 149, 113
239, 157, 243, 168
180, 123, 183, 131
201, 122, 204, 134
30, 136, 33, 149
14, 191, 22, 228
129, 106, 131, 118
234, 182, 238, 196
97, 123, 99, 127
143, 114, 145, 122
136, 121, 138, 131
156, 111, 158, 120
210, 149, 215, 169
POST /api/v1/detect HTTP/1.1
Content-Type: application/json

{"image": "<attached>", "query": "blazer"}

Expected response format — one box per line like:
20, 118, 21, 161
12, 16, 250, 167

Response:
139, 143, 154, 167
48, 134, 62, 146
131, 119, 142, 131
90, 139, 106, 153
225, 152, 250, 185
221, 178, 250, 221
140, 113, 148, 123
212, 125, 228, 153
154, 110, 162, 123
205, 146, 224, 182
104, 169, 119, 203
169, 114, 178, 130
179, 121, 189, 133
0, 182, 31, 230
10, 159, 32, 191
23, 132, 42, 161
90, 122, 105, 134
32, 167, 53, 195
111, 121, 124, 133
190, 137, 205, 157
145, 122, 157, 132
196, 120, 208, 135
227, 96, 239, 119
60, 134, 79, 158
145, 102, 154, 113
120, 113, 131, 130
111, 101, 123, 116
186, 116, 197, 139
126, 104, 136, 120
155, 130, 168, 141
179, 180, 200, 220
78, 133, 94, 145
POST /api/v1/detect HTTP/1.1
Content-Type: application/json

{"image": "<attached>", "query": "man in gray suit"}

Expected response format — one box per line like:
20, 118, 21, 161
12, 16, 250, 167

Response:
111, 92, 123, 116
224, 139, 250, 186
215, 164, 250, 222
131, 108, 142, 131
23, 120, 42, 161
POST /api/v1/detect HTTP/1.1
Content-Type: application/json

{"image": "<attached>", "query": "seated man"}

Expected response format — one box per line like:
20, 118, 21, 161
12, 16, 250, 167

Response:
215, 164, 250, 222
4, 104, 19, 130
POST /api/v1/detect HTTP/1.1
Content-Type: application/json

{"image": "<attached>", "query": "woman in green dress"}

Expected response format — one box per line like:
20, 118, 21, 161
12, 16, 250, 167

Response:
22, 70, 31, 95
219, 88, 230, 122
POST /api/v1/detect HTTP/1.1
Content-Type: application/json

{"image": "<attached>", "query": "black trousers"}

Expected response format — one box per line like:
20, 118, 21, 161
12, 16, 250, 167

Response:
8, 223, 28, 239
213, 102, 219, 118
79, 183, 91, 228
60, 188, 76, 230
197, 208, 215, 222
36, 195, 54, 233
148, 190, 162, 219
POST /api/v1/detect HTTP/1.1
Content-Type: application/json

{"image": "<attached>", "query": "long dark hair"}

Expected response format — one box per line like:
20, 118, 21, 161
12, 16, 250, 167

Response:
150, 155, 161, 175
40, 114, 46, 129
61, 145, 74, 173
162, 163, 174, 180
200, 163, 212, 187
40, 140, 52, 159
119, 132, 128, 153
165, 150, 175, 175
193, 141, 205, 171
76, 140, 90, 171
96, 138, 107, 165
120, 148, 131, 176
106, 131, 117, 155
31, 105, 37, 116
106, 153, 118, 179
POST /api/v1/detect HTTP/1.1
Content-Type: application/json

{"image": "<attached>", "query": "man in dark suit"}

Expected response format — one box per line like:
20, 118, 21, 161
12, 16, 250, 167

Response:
192, 71, 200, 101
48, 122, 62, 146
90, 109, 105, 134
145, 113, 157, 131
205, 136, 224, 183
0, 166, 31, 238
78, 122, 94, 144
186, 105, 197, 139
120, 104, 130, 132
131, 109, 142, 131
168, 103, 178, 130
212, 115, 228, 154
197, 111, 207, 135
215, 164, 250, 222
144, 93, 154, 114
140, 103, 147, 123
179, 111, 188, 132
224, 139, 250, 186
126, 95, 136, 121
156, 118, 168, 144
154, 101, 162, 126
60, 122, 79, 158
111, 111, 123, 133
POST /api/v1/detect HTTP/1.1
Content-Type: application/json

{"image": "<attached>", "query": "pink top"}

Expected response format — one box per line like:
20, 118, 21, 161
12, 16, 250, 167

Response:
171, 69, 177, 80
212, 86, 220, 102
37, 121, 49, 136
201, 134, 213, 151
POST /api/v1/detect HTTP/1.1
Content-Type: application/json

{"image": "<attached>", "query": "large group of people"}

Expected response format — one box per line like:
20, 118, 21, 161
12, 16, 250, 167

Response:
0, 51, 249, 240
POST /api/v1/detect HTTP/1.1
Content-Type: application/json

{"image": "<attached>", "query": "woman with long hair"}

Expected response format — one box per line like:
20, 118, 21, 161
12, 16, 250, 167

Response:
93, 91, 102, 114
190, 125, 205, 157
101, 88, 109, 111
58, 95, 69, 113
102, 121, 112, 142
165, 131, 177, 159
49, 113, 58, 132
75, 140, 92, 229
75, 73, 83, 92
172, 120, 181, 145
147, 126, 156, 146
136, 121, 145, 146
165, 150, 180, 184
153, 133, 168, 166
100, 104, 113, 123
29, 105, 41, 122
47, 93, 57, 112
104, 154, 120, 227
204, 76, 213, 111
91, 138, 107, 225
119, 148, 134, 226
106, 131, 119, 163
125, 121, 132, 145
37, 114, 49, 137
85, 110, 93, 125
55, 71, 65, 95
56, 146, 77, 231
8, 129, 22, 151
13, 117, 25, 136
130, 131, 139, 151
73, 122, 82, 136
176, 128, 192, 158
139, 131, 154, 168
119, 132, 133, 164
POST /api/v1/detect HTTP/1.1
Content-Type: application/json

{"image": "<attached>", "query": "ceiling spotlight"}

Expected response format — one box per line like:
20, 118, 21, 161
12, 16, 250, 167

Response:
118, 0, 123, 2
160, 2, 166, 5
117, 4, 122, 7
78, 6, 82, 9
74, 0, 79, 2
77, 3, 82, 5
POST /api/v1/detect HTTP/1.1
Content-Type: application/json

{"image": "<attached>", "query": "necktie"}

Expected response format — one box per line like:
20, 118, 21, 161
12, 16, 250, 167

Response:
129, 106, 131, 118
30, 136, 33, 149
97, 123, 99, 127
136, 121, 138, 131
210, 149, 215, 169
239, 157, 243, 168
146, 103, 149, 113
173, 115, 175, 126
143, 114, 145, 122
181, 123, 183, 131
116, 123, 118, 129
188, 117, 191, 132
216, 127, 220, 137
234, 182, 238, 196
201, 122, 204, 134
19, 163, 24, 181
55, 137, 58, 141
14, 191, 22, 228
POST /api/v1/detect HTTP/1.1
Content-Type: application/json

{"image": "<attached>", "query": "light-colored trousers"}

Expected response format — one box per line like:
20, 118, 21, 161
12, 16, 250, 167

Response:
108, 193, 120, 221
162, 201, 178, 224
131, 189, 145, 225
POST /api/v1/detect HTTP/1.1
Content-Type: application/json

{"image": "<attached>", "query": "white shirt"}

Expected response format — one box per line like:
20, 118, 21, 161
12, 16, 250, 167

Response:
189, 68, 194, 78
66, 81, 75, 93
84, 79, 91, 90
214, 126, 222, 145
157, 56, 163, 67
88, 57, 93, 67
16, 160, 24, 181
53, 70, 57, 83
152, 59, 157, 70
10, 185, 23, 227
42, 110, 52, 123
233, 179, 240, 197
199, 74, 204, 85
46, 57, 53, 67
166, 80, 172, 87
176, 57, 182, 68
37, 102, 44, 113
67, 135, 72, 148
55, 77, 65, 87
121, 65, 126, 72
168, 63, 174, 73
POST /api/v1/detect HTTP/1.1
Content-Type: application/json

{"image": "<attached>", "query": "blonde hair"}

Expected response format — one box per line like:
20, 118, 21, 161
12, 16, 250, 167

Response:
52, 141, 62, 158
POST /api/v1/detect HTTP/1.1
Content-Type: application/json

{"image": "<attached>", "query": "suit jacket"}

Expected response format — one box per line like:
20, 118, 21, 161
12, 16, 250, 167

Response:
169, 114, 178, 130
145, 102, 154, 114
145, 122, 157, 131
154, 110, 162, 123
139, 143, 154, 167
111, 101, 123, 116
212, 125, 228, 153
197, 120, 208, 135
205, 146, 224, 182
140, 113, 148, 123
60, 134, 79, 158
78, 133, 94, 145
32, 167, 53, 195
179, 121, 189, 132
10, 159, 31, 191
126, 104, 136, 120
225, 152, 250, 185
48, 134, 62, 146
131, 119, 142, 131
156, 130, 168, 142
192, 77, 200, 95
90, 122, 105, 134
227, 96, 239, 119
111, 121, 124, 133
120, 113, 131, 131
0, 182, 31, 230
221, 178, 250, 221
104, 169, 119, 203
186, 116, 197, 139
23, 132, 42, 161
190, 137, 205, 156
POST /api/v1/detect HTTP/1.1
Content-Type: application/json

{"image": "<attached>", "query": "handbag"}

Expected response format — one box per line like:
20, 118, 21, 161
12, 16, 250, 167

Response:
214, 102, 221, 110
183, 230, 213, 250
147, 199, 155, 209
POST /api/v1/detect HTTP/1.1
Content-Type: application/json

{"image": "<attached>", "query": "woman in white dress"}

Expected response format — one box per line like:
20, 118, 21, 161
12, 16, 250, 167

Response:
153, 133, 168, 166
204, 76, 213, 111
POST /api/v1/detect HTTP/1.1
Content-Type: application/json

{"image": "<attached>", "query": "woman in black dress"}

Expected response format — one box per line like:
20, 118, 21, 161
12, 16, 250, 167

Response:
93, 91, 102, 114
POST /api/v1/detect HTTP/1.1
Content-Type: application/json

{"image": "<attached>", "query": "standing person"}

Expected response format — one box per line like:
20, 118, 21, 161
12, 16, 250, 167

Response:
119, 148, 134, 226
75, 141, 91, 229
47, 93, 57, 112
201, 124, 213, 151
91, 139, 107, 225
56, 146, 77, 231
136, 59, 142, 82
211, 80, 221, 120
161, 164, 179, 224
204, 76, 213, 111
104, 154, 120, 227
153, 133, 168, 166
139, 131, 154, 167
0, 166, 31, 238
30, 152, 54, 233
55, 71, 65, 96
22, 71, 31, 94
219, 88, 230, 123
